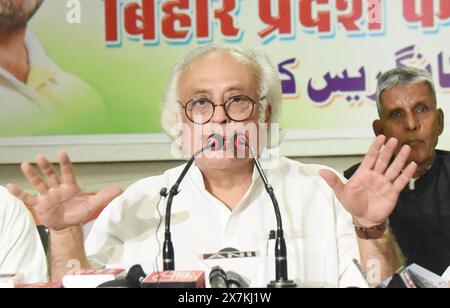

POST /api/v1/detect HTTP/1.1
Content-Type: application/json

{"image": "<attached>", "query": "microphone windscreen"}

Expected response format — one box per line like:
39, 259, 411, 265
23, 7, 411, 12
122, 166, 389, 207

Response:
219, 247, 239, 253
233, 133, 248, 151
209, 266, 227, 288
208, 133, 224, 151
226, 271, 249, 288
126, 264, 146, 288
96, 279, 129, 288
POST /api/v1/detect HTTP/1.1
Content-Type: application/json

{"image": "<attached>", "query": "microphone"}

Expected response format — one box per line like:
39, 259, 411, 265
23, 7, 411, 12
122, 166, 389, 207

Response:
163, 133, 224, 271
126, 264, 147, 288
209, 266, 228, 288
226, 271, 249, 288
97, 264, 146, 288
233, 134, 297, 288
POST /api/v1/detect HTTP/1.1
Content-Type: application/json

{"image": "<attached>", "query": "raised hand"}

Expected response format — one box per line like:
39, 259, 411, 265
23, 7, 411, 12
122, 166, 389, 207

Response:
319, 135, 417, 227
7, 151, 122, 231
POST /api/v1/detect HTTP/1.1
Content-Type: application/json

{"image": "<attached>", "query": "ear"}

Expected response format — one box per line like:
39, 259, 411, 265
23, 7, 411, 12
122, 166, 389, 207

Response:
372, 119, 383, 136
437, 108, 445, 135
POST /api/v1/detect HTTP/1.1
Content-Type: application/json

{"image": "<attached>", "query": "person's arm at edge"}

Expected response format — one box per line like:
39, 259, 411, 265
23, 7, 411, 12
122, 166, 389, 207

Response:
49, 226, 90, 282
356, 226, 404, 285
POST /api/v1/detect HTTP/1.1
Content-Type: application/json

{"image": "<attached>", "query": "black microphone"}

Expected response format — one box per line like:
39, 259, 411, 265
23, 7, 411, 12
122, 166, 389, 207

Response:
163, 133, 224, 271
233, 133, 297, 288
97, 264, 146, 288
209, 266, 228, 288
215, 247, 249, 288
226, 271, 249, 288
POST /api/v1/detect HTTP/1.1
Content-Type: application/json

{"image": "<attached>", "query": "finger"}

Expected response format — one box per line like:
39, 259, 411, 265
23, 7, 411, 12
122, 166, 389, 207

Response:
86, 186, 122, 212
373, 138, 398, 174
384, 145, 412, 182
319, 169, 345, 196
359, 135, 387, 171
58, 151, 77, 185
36, 155, 61, 187
6, 183, 38, 207
20, 161, 49, 194
393, 162, 417, 192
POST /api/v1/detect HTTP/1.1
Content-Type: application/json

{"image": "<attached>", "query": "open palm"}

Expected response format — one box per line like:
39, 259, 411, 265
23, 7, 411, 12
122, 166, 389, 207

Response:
320, 136, 417, 227
7, 151, 122, 231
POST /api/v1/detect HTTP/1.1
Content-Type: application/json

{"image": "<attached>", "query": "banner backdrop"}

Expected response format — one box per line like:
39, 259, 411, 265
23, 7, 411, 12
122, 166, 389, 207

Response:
1, 0, 449, 162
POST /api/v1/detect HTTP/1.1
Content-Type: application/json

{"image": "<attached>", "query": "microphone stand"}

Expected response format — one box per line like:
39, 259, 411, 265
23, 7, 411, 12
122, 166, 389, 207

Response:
163, 135, 223, 271
243, 140, 297, 288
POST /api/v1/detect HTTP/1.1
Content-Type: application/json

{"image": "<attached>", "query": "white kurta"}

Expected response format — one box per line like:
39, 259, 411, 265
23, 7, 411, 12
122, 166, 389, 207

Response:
86, 156, 364, 287
0, 186, 48, 283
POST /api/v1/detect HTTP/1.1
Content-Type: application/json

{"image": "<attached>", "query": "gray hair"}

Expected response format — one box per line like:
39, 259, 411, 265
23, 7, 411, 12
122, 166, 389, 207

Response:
376, 67, 437, 117
161, 44, 282, 148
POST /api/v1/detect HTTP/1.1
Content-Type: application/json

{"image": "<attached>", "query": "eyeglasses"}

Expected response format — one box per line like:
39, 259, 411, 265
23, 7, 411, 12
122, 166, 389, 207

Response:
179, 95, 263, 125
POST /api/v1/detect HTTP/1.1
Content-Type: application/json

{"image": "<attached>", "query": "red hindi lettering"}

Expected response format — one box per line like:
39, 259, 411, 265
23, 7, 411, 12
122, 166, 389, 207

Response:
196, 0, 210, 39
438, 0, 450, 20
403, 0, 435, 28
336, 0, 362, 31
299, 0, 332, 33
162, 0, 192, 40
124, 0, 157, 40
214, 0, 240, 37
105, 0, 120, 43
258, 0, 293, 39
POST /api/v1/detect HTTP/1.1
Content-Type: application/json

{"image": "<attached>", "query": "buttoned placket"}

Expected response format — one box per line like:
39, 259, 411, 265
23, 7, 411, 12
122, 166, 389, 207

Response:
188, 162, 262, 249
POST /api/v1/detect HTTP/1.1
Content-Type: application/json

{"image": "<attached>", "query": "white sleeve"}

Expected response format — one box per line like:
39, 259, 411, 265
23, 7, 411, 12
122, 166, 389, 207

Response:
0, 190, 48, 283
84, 192, 127, 269
85, 175, 167, 269
300, 163, 367, 287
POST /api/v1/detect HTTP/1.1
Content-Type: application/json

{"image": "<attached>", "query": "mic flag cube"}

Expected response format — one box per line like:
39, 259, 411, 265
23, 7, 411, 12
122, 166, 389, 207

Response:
142, 271, 205, 288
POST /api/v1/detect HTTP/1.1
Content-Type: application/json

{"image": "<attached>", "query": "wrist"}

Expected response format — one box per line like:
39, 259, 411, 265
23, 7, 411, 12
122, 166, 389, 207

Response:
50, 225, 83, 235
353, 219, 389, 240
